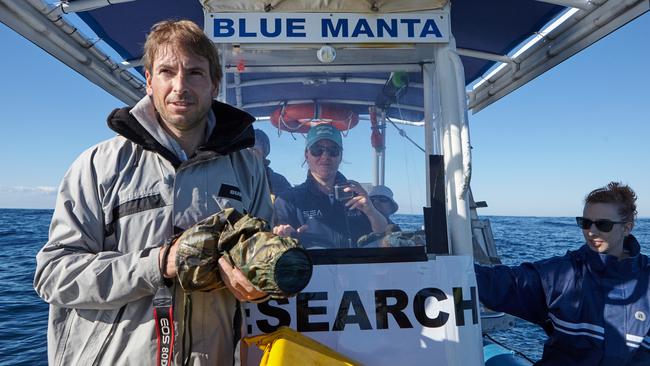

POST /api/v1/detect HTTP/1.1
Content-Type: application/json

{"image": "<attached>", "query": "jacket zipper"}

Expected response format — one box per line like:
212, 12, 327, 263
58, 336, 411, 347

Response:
91, 305, 127, 366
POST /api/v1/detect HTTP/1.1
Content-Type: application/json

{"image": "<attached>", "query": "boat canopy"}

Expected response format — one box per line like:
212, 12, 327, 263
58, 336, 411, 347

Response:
2, 1, 645, 116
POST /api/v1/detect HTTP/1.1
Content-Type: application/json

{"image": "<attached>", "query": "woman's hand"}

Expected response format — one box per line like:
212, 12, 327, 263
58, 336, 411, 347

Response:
273, 224, 308, 237
344, 180, 388, 233
343, 180, 374, 214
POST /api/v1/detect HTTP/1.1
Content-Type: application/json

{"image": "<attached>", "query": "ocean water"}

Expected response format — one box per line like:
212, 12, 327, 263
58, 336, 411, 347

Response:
1, 209, 648, 365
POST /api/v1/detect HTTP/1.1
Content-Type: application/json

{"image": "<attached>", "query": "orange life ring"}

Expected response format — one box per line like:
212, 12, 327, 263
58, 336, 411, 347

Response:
270, 103, 359, 133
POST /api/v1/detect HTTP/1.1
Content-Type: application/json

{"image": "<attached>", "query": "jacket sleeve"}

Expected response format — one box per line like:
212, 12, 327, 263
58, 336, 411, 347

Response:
475, 262, 549, 325
272, 192, 298, 228
33, 148, 162, 310
248, 152, 274, 223
270, 172, 292, 196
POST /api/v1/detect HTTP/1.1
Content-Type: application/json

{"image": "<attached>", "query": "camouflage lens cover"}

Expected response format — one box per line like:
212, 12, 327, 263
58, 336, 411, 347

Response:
176, 208, 312, 298
175, 209, 239, 292
223, 232, 312, 298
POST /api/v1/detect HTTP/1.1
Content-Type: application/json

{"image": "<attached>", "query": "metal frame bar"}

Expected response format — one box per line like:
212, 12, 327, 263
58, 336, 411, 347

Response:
225, 64, 423, 73
121, 59, 143, 68
0, 0, 145, 105
218, 44, 227, 102
227, 76, 424, 89
378, 109, 387, 186
234, 72, 243, 108
257, 114, 425, 127
241, 99, 424, 112
534, 0, 595, 10
423, 63, 435, 208
59, 0, 136, 14
456, 48, 513, 64
469, 0, 648, 113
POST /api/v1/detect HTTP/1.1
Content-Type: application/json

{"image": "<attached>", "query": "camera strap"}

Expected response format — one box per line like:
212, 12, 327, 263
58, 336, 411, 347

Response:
153, 285, 174, 366
343, 213, 353, 248
154, 243, 175, 366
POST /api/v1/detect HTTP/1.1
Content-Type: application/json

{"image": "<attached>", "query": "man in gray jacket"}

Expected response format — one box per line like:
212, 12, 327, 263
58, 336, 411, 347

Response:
34, 20, 271, 366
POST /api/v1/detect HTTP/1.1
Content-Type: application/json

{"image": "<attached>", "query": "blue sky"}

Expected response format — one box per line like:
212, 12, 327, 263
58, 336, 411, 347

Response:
0, 13, 648, 217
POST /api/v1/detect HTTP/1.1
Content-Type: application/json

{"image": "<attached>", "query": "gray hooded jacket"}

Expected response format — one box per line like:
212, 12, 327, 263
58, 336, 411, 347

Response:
34, 97, 272, 366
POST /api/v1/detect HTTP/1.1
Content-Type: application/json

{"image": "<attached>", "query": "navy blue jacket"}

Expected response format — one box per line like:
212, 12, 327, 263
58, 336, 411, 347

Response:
476, 235, 650, 365
273, 172, 373, 249
266, 165, 291, 196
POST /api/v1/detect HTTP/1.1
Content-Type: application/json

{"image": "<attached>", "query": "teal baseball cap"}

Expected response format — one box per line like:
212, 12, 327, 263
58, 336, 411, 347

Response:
305, 124, 342, 149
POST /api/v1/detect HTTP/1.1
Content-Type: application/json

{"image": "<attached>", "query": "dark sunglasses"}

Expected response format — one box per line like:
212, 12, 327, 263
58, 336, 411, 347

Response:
371, 196, 392, 204
575, 217, 626, 232
309, 145, 341, 157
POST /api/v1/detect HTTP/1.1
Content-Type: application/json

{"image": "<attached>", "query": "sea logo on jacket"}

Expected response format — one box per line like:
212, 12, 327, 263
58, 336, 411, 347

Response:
302, 209, 323, 220
218, 184, 243, 201
345, 208, 363, 218
635, 311, 646, 321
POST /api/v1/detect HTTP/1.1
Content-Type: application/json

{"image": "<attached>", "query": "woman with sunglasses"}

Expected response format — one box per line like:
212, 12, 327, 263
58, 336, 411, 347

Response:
273, 124, 388, 249
475, 182, 649, 365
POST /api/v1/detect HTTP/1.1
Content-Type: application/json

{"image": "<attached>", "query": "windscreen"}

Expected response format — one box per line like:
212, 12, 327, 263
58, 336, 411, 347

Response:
240, 70, 438, 260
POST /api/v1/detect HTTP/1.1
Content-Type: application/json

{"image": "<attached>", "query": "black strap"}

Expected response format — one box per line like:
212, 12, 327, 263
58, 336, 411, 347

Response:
343, 209, 354, 248
182, 294, 193, 366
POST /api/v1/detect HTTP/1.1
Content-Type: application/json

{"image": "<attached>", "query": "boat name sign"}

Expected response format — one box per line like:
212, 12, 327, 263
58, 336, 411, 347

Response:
205, 12, 449, 43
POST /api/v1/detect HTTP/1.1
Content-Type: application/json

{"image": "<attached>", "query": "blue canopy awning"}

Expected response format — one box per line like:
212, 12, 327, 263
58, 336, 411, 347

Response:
77, 0, 563, 86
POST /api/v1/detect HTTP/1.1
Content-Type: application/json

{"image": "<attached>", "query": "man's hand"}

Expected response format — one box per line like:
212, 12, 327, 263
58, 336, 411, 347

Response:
218, 257, 267, 302
159, 240, 179, 278
272, 224, 308, 237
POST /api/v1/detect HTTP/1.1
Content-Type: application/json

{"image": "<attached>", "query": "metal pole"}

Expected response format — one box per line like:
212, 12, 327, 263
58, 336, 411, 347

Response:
373, 151, 379, 186
370, 107, 379, 186
379, 110, 386, 186
434, 36, 473, 257
219, 44, 227, 103
423, 63, 435, 207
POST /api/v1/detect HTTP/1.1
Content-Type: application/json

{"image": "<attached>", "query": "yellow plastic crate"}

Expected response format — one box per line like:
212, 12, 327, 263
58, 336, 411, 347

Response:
244, 327, 361, 366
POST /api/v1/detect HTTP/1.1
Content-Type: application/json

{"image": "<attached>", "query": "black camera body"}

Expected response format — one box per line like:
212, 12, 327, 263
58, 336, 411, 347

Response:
333, 184, 354, 201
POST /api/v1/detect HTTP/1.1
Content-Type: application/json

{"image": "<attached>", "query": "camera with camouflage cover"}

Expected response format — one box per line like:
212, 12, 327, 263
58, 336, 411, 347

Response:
174, 208, 312, 298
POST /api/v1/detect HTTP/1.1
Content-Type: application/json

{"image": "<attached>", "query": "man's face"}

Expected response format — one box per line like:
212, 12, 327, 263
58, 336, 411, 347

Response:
305, 139, 342, 181
581, 202, 632, 258
145, 45, 217, 133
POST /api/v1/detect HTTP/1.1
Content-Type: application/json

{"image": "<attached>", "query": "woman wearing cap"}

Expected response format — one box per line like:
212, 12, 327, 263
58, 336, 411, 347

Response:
273, 124, 388, 249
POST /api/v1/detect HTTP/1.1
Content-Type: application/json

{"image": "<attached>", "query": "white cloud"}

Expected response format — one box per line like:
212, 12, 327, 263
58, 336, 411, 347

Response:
35, 186, 58, 194
0, 185, 58, 195
0, 186, 58, 209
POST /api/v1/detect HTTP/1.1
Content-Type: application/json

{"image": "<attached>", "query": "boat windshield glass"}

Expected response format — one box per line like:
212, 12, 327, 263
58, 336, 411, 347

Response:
243, 70, 443, 261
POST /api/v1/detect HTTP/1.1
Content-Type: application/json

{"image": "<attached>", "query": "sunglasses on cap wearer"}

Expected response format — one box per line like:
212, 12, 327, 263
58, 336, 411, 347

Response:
575, 217, 627, 232
308, 145, 341, 157
371, 196, 392, 204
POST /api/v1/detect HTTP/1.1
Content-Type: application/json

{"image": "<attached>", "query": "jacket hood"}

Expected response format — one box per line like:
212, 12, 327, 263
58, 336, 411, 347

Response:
107, 100, 256, 168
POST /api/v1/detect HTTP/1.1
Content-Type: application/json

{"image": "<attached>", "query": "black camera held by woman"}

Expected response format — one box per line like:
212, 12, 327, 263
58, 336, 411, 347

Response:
333, 183, 355, 201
